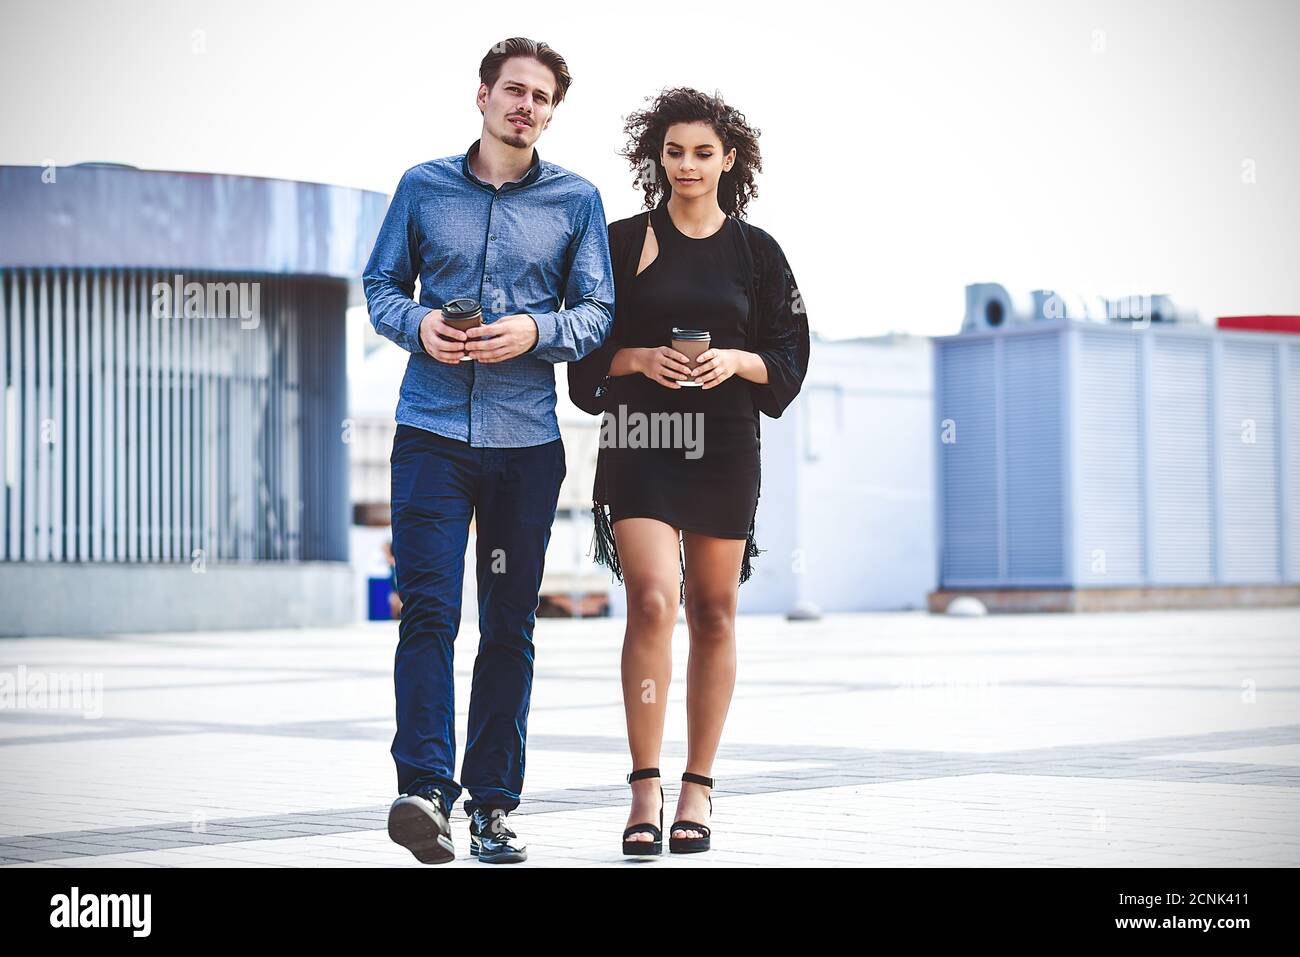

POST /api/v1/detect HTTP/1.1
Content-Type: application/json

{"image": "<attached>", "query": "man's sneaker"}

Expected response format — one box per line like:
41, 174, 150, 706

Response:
388, 787, 455, 864
468, 807, 528, 864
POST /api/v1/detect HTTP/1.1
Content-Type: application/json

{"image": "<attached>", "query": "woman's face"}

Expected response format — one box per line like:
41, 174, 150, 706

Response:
660, 121, 736, 202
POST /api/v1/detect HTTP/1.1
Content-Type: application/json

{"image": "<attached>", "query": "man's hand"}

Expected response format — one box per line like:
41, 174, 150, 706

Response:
463, 314, 540, 363
418, 309, 471, 364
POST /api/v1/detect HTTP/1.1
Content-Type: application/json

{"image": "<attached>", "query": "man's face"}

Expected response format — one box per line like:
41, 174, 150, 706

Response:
477, 57, 556, 149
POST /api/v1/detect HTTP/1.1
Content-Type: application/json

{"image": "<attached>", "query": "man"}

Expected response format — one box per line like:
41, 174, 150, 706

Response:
363, 37, 614, 864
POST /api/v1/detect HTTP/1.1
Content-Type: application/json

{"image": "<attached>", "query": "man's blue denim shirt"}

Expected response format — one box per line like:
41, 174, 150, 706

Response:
363, 139, 615, 448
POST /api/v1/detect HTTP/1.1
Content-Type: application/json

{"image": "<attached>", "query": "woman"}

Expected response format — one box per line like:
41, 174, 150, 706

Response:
568, 87, 810, 856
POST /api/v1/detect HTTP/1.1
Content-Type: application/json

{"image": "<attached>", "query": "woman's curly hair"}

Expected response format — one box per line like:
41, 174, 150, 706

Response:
620, 87, 762, 219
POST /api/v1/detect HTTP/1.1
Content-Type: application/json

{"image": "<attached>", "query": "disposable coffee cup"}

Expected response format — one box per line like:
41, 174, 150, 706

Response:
440, 298, 482, 361
670, 327, 710, 387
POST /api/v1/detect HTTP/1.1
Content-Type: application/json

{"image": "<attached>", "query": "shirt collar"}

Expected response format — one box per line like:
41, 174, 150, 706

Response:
461, 138, 542, 191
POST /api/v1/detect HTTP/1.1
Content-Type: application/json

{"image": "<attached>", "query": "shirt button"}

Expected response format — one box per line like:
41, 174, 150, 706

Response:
489, 235, 497, 241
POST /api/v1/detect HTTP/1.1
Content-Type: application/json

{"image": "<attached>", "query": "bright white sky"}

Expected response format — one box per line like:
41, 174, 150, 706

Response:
2, 0, 1297, 337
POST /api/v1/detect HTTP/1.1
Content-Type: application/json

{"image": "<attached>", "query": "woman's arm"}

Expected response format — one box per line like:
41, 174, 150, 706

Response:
610, 346, 694, 388
691, 232, 808, 403
607, 347, 643, 377
690, 347, 767, 388
735, 350, 769, 384
566, 219, 627, 413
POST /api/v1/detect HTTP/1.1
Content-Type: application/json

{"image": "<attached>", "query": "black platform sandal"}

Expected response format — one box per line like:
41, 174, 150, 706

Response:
622, 767, 663, 856
669, 771, 713, 854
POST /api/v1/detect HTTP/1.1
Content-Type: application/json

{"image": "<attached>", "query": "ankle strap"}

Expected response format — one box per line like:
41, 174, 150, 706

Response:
682, 771, 714, 788
627, 767, 661, 783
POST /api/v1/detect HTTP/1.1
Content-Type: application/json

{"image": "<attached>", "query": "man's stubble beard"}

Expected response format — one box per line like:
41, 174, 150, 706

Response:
501, 123, 531, 149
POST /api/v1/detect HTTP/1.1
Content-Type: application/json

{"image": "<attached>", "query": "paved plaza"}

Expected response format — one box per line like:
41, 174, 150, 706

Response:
1, 607, 1298, 868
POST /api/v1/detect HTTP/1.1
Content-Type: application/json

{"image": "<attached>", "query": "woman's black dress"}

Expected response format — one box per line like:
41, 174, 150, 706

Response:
603, 201, 759, 539
567, 200, 811, 603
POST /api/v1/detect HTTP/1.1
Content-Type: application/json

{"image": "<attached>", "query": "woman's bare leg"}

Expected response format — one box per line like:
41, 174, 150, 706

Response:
673, 530, 746, 839
614, 517, 682, 843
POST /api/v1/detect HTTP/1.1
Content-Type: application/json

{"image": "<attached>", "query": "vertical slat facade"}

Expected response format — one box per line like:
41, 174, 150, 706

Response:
0, 268, 348, 566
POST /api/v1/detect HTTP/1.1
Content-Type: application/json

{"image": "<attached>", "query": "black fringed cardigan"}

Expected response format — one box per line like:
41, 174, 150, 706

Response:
567, 205, 811, 604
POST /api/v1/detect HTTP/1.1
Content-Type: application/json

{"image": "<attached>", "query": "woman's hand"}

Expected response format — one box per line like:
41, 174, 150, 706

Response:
634, 346, 694, 389
692, 348, 744, 389
693, 349, 769, 388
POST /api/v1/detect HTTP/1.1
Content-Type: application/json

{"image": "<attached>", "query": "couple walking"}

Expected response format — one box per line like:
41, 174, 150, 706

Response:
363, 36, 809, 864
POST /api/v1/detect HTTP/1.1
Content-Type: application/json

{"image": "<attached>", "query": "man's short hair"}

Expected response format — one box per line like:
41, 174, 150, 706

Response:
479, 37, 572, 106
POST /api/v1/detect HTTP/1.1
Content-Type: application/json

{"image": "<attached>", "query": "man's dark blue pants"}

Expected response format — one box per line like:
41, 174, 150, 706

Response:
389, 422, 566, 820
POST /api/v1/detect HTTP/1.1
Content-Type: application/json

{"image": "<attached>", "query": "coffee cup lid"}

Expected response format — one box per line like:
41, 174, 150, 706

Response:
671, 327, 710, 341
442, 298, 482, 320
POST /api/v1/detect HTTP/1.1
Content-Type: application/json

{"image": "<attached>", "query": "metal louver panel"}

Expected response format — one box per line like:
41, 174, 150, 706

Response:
1220, 338, 1280, 583
1003, 332, 1064, 581
1076, 331, 1144, 584
935, 322, 1299, 591
1287, 343, 1300, 582
1149, 336, 1214, 583
937, 337, 999, 584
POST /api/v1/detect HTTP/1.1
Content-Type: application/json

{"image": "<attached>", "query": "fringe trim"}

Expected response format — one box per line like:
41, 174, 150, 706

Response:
590, 502, 624, 585
739, 464, 764, 587
678, 541, 687, 607
739, 507, 763, 586
589, 499, 764, 607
